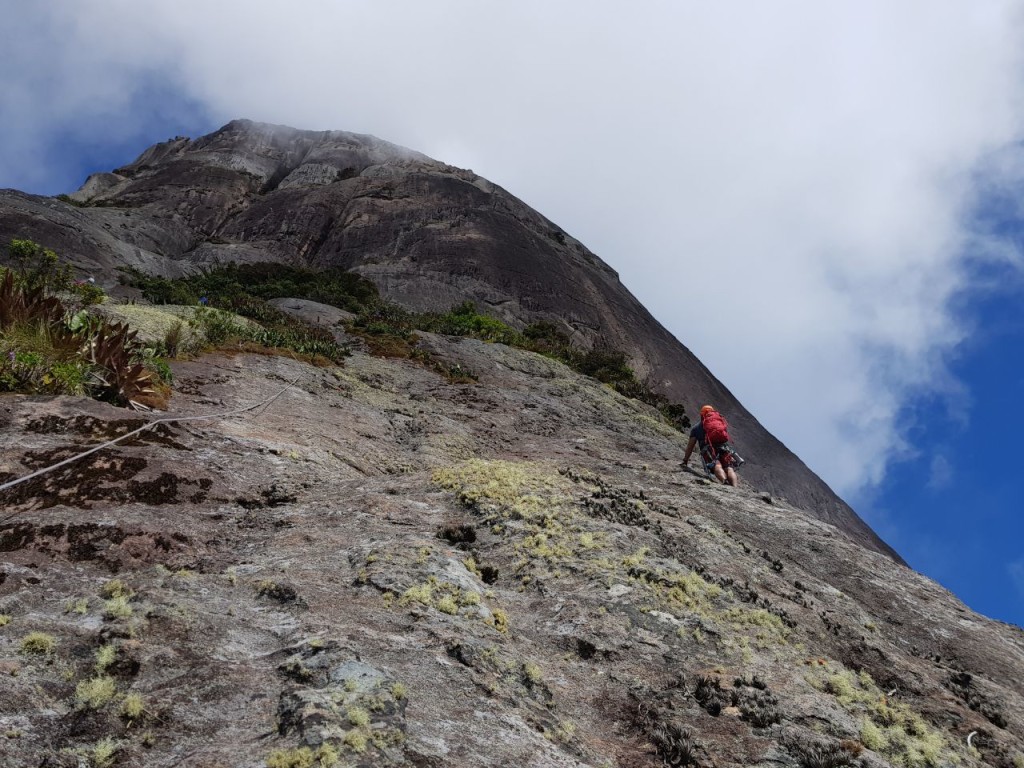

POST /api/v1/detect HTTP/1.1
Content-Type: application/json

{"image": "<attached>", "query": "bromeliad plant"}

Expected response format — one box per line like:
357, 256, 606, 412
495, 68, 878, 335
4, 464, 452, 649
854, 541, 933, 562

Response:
0, 270, 159, 408
84, 321, 157, 405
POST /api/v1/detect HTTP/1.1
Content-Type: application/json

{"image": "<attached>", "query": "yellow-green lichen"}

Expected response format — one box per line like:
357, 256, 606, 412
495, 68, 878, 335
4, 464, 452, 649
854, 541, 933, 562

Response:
343, 728, 369, 753
432, 459, 573, 522
346, 706, 371, 727
91, 737, 120, 768
433, 459, 614, 583
722, 606, 789, 646
861, 717, 886, 750
75, 675, 117, 709
523, 661, 543, 685
550, 721, 576, 742
266, 743, 340, 768
399, 583, 434, 608
19, 632, 56, 655
63, 598, 89, 614
810, 663, 958, 767
396, 577, 486, 622
99, 579, 132, 599
435, 595, 458, 615
120, 692, 145, 720
103, 595, 133, 620
489, 608, 510, 633
94, 644, 116, 671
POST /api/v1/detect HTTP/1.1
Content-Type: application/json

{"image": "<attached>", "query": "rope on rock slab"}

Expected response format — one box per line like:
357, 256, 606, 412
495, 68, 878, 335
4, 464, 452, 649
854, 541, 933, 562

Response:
0, 374, 302, 498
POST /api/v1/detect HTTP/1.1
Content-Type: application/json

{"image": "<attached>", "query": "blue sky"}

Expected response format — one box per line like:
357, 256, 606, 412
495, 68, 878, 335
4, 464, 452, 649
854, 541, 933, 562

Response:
861, 275, 1024, 626
1, 2, 1022, 628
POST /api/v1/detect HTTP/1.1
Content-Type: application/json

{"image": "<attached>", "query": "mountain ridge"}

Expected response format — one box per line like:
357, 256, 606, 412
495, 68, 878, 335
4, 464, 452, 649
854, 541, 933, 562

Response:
1, 120, 1023, 760
0, 118, 899, 563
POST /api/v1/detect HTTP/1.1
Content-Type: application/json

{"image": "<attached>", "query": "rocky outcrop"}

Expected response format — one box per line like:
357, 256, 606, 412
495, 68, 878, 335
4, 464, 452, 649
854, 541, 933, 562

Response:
0, 119, 894, 560
0, 335, 1020, 766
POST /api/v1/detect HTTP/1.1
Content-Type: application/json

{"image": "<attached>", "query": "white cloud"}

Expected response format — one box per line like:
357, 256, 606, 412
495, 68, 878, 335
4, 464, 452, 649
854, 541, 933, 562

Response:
3, 1, 1024, 496
927, 455, 954, 492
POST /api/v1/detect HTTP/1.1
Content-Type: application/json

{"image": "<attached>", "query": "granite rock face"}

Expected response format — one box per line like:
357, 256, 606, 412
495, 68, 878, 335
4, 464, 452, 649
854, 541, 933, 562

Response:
0, 119, 892, 560
0, 336, 1021, 767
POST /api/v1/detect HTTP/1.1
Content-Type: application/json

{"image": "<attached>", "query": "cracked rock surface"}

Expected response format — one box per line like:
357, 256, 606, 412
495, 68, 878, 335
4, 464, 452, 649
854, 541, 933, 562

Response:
0, 118, 894, 559
1, 336, 1021, 767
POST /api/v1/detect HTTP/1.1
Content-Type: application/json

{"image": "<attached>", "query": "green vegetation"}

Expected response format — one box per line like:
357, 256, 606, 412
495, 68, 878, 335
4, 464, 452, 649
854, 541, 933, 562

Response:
75, 675, 118, 709
102, 596, 133, 620
433, 459, 803, 656
346, 706, 371, 727
120, 692, 145, 720
396, 576, 482, 619
123, 261, 377, 312
94, 644, 117, 671
490, 608, 510, 633
5, 239, 105, 305
6, 239, 73, 293
1, 241, 163, 406
265, 744, 340, 768
549, 721, 576, 743
123, 262, 690, 427
350, 299, 691, 428
119, 265, 354, 363
522, 661, 543, 685
343, 728, 369, 753
808, 664, 957, 767
435, 594, 459, 614
99, 579, 132, 599
19, 632, 56, 655
91, 737, 120, 768
64, 598, 89, 614
188, 304, 349, 364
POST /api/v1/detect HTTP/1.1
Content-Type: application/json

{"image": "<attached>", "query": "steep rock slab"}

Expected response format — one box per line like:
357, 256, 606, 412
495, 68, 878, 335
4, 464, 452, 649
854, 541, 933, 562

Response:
0, 119, 895, 561
0, 340, 1020, 766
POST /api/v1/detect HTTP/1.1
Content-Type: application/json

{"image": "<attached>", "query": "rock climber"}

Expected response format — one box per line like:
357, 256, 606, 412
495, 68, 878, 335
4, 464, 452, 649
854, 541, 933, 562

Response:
682, 405, 740, 487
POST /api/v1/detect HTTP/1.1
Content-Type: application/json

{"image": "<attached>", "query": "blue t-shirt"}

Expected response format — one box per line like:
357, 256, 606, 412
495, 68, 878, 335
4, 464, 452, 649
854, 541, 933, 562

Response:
690, 423, 707, 447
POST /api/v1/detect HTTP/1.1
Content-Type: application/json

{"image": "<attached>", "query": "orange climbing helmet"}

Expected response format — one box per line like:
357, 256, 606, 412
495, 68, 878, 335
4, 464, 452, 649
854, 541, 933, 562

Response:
700, 405, 715, 416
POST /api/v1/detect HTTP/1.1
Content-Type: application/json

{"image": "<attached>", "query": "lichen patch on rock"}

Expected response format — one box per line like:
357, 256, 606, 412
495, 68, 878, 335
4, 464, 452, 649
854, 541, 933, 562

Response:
0, 338, 1021, 767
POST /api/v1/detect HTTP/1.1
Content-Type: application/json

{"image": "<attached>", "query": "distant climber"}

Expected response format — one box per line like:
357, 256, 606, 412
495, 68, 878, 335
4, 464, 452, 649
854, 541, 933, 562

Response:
682, 405, 741, 486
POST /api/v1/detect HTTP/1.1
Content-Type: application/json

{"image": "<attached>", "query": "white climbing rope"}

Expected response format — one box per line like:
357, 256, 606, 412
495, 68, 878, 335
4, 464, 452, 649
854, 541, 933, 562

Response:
0, 374, 302, 496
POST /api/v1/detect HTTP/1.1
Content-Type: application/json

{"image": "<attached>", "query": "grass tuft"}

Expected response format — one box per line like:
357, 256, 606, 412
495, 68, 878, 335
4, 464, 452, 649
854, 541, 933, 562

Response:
91, 737, 119, 768
75, 675, 117, 709
121, 692, 145, 720
19, 632, 55, 655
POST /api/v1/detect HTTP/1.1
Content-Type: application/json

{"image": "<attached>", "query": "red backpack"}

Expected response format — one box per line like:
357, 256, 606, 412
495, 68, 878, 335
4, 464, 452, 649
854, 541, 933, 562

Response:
701, 409, 730, 445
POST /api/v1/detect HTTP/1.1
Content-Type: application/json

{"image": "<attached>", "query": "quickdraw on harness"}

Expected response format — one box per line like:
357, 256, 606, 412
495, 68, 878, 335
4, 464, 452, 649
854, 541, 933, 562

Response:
700, 440, 720, 476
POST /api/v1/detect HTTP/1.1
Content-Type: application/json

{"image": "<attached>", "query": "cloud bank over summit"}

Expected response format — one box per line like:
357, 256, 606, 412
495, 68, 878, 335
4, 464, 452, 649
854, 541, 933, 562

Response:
3, 1, 1024, 501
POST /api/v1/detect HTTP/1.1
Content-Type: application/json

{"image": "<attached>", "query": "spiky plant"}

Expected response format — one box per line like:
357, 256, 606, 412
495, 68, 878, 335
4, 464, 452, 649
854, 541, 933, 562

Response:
85, 321, 156, 406
2, 268, 160, 407
0, 270, 63, 329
